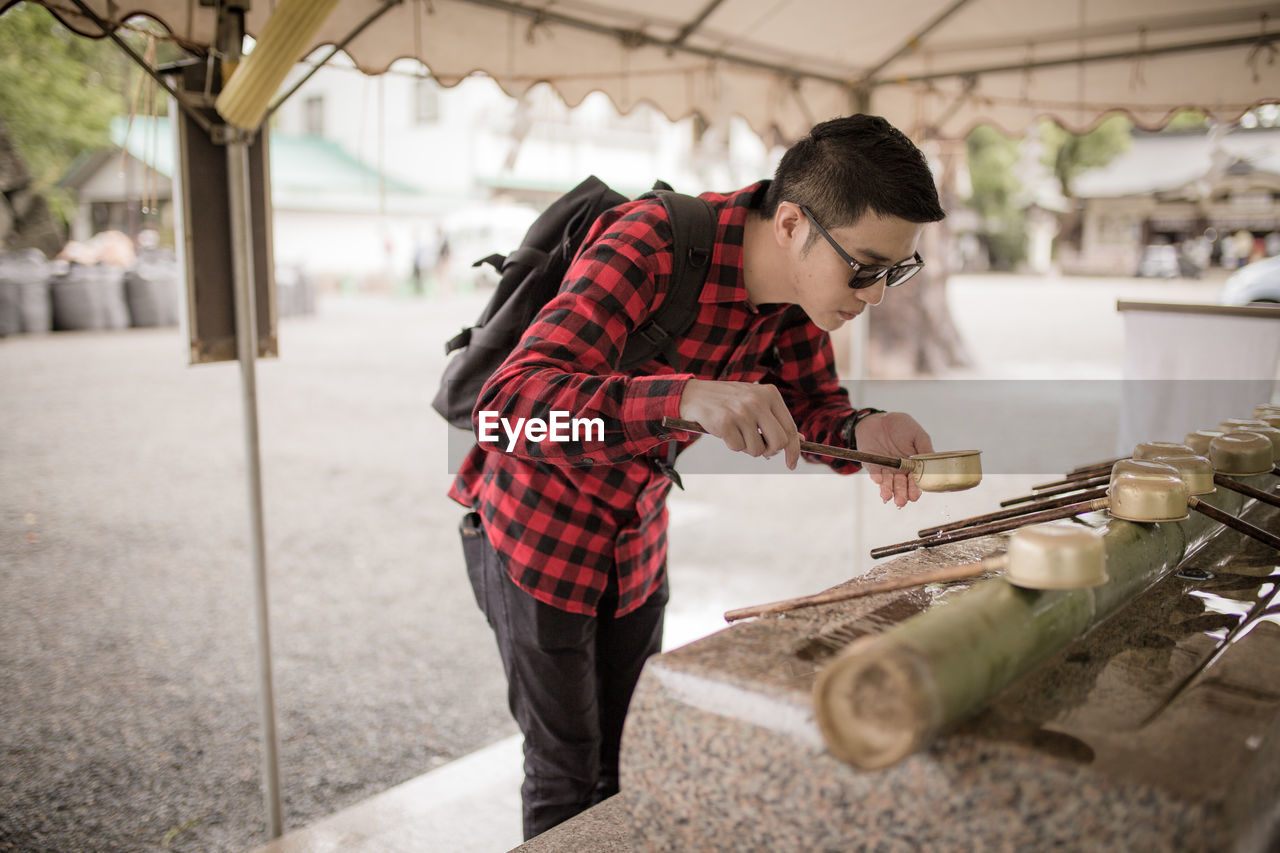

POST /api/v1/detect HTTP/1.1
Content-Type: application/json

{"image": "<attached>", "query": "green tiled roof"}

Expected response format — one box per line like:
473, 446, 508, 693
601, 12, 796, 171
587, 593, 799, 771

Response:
109, 116, 421, 196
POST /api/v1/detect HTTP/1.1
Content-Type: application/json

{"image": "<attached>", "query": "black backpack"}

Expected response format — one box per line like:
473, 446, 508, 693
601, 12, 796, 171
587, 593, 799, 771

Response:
432, 175, 717, 430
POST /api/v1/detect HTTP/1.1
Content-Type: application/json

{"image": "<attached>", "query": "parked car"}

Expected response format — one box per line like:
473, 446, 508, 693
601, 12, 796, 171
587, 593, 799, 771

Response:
1219, 255, 1280, 305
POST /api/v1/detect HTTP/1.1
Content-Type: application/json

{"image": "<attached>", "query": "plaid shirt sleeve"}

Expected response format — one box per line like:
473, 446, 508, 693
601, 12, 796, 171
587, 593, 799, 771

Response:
764, 308, 862, 473
474, 204, 692, 465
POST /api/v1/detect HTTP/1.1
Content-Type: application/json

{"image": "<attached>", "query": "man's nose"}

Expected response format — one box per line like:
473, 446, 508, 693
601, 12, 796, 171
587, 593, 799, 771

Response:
856, 277, 888, 306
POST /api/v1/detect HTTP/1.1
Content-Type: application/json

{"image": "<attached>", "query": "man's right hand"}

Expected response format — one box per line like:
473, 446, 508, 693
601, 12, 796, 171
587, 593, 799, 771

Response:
677, 379, 802, 470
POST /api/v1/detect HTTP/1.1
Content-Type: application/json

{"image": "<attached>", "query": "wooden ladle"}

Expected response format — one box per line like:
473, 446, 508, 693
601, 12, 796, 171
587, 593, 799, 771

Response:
724, 522, 1106, 622
660, 416, 983, 492
871, 460, 1280, 559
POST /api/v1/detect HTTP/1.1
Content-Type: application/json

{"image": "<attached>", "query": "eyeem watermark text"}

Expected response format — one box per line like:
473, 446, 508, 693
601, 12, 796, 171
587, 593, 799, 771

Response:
477, 411, 605, 451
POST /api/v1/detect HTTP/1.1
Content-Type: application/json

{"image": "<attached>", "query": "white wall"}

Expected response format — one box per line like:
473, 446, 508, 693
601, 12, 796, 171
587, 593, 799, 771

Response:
266, 55, 777, 282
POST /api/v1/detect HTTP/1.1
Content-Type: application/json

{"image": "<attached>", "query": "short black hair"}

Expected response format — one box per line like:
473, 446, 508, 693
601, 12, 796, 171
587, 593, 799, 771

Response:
761, 115, 946, 232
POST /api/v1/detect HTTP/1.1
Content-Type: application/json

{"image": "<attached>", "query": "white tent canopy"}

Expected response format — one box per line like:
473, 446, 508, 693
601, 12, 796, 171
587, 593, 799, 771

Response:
27, 0, 1280, 140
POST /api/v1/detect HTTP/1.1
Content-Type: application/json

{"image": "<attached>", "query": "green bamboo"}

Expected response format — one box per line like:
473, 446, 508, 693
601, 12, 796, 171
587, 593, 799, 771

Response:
814, 476, 1268, 769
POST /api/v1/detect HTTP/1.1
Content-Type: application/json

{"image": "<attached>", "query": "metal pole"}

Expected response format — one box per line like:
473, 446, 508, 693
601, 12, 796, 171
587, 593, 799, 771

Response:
227, 135, 284, 839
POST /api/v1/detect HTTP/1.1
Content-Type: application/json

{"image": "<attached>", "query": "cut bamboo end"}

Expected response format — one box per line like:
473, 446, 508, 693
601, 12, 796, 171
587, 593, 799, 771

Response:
813, 636, 939, 770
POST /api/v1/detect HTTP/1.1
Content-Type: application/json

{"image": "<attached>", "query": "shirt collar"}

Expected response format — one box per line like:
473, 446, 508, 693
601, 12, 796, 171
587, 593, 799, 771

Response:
698, 181, 771, 307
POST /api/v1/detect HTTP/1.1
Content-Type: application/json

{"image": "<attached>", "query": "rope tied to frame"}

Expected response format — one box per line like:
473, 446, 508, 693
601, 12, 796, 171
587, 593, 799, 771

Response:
1246, 14, 1276, 84
1130, 27, 1147, 90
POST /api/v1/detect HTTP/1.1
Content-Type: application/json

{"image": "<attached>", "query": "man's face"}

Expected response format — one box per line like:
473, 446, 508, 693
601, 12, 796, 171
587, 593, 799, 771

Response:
785, 206, 924, 332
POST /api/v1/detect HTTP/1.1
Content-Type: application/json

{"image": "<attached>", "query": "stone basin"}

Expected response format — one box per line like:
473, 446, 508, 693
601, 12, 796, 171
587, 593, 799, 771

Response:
613, 476, 1280, 852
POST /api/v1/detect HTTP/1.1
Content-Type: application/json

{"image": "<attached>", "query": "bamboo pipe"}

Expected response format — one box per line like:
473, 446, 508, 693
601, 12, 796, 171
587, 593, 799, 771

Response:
815, 484, 1251, 770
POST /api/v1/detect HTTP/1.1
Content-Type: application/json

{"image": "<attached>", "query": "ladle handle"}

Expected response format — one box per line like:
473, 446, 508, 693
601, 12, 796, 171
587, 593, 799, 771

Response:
1189, 498, 1280, 551
919, 486, 1110, 538
1068, 456, 1124, 475
1213, 474, 1280, 510
870, 497, 1109, 559
723, 559, 991, 622
1001, 474, 1109, 507
660, 417, 906, 469
1032, 469, 1113, 491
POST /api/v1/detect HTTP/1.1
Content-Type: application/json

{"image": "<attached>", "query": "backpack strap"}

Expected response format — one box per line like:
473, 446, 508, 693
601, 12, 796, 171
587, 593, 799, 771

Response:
617, 191, 717, 372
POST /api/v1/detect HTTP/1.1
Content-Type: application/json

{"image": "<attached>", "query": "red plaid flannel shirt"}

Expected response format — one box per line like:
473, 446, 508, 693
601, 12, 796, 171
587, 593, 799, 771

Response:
448, 182, 863, 616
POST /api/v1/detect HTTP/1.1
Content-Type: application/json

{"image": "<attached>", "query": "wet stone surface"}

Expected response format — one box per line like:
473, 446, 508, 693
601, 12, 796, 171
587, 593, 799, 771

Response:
616, 487, 1280, 852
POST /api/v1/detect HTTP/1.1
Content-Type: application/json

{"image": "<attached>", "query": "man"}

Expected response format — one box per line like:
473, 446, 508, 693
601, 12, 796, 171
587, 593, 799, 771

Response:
448, 114, 946, 839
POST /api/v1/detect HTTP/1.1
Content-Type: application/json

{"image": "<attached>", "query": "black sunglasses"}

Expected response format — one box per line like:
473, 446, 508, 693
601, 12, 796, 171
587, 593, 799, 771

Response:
798, 205, 924, 289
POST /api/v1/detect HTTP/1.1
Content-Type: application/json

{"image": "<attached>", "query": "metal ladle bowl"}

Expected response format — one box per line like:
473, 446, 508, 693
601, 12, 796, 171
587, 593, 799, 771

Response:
658, 416, 983, 492
1227, 423, 1280, 460
903, 451, 984, 492
1184, 430, 1224, 456
1001, 522, 1108, 589
1133, 441, 1196, 461
1220, 418, 1271, 434
1209, 432, 1274, 476
1145, 454, 1215, 495
1107, 460, 1191, 522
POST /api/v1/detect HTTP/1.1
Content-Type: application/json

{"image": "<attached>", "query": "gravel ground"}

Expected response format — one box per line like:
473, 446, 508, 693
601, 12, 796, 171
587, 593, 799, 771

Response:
0, 274, 1227, 852
0, 290, 874, 853
1, 293, 517, 852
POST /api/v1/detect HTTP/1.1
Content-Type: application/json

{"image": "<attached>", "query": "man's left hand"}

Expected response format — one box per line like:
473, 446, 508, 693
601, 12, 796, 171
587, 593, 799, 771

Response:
854, 412, 934, 507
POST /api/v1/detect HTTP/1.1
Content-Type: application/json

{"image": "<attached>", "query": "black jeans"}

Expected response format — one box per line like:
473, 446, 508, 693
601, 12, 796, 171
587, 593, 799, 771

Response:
459, 512, 667, 840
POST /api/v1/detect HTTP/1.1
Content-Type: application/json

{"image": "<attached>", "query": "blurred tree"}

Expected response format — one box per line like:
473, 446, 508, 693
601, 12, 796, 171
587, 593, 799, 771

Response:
1160, 109, 1211, 133
1038, 114, 1131, 199
1037, 116, 1132, 263
965, 124, 1026, 269
0, 3, 178, 231
0, 3, 129, 223
966, 118, 1132, 270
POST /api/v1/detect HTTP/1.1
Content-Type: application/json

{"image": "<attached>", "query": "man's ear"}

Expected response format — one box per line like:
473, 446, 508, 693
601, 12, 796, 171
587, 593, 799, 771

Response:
774, 201, 805, 248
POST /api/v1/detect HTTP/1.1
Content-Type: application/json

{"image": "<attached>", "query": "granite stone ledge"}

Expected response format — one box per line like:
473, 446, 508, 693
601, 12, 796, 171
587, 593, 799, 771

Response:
514, 793, 633, 852
618, 479, 1280, 851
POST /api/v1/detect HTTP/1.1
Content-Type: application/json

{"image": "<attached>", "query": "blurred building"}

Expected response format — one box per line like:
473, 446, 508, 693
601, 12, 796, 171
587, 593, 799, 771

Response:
60, 55, 776, 289
1067, 126, 1280, 276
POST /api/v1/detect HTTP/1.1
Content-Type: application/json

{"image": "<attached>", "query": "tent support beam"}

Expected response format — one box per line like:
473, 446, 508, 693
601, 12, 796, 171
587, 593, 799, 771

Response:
669, 0, 726, 47
227, 132, 284, 840
883, 32, 1279, 85
860, 0, 975, 82
455, 0, 854, 88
